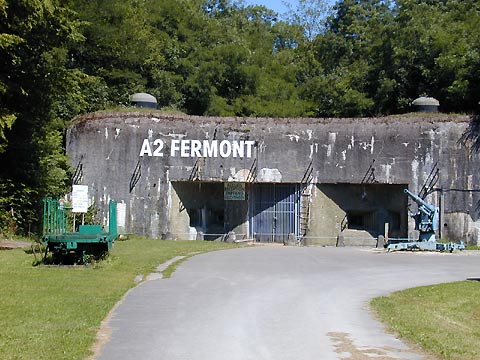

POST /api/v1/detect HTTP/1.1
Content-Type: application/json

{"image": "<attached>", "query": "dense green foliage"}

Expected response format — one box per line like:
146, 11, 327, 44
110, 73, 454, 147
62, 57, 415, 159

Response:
0, 0, 479, 234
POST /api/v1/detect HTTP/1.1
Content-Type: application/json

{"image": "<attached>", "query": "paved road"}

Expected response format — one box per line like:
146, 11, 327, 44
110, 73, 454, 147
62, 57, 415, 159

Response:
96, 246, 479, 360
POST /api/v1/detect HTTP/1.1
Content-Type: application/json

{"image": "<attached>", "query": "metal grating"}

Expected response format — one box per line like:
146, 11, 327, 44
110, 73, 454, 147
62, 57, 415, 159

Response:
250, 184, 299, 242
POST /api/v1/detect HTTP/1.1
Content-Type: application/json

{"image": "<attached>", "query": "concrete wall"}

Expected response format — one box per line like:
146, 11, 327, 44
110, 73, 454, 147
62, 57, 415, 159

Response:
307, 186, 344, 246
66, 112, 480, 244
307, 184, 408, 246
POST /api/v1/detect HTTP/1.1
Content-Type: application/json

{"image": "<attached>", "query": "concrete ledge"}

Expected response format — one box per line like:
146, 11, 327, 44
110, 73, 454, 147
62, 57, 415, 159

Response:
341, 230, 377, 246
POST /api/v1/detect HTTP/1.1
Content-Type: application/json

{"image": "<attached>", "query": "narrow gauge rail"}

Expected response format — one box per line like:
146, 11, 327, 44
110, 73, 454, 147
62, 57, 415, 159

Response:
42, 198, 118, 264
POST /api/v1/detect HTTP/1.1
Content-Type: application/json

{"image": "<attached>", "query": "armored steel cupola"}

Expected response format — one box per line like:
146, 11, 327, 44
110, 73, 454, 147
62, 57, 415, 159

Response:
412, 96, 440, 112
130, 92, 157, 109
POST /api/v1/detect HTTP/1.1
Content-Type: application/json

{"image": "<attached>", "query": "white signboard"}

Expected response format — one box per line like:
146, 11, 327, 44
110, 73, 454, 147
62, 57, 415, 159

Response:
116, 202, 126, 233
72, 185, 89, 213
224, 183, 245, 201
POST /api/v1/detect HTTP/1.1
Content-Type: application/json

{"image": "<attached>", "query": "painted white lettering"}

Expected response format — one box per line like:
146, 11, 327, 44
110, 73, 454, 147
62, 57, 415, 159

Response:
139, 139, 152, 157
180, 140, 190, 157
203, 140, 218, 157
171, 139, 180, 156
232, 141, 243, 158
191, 140, 202, 157
219, 140, 231, 157
245, 140, 255, 158
139, 138, 256, 158
153, 139, 164, 157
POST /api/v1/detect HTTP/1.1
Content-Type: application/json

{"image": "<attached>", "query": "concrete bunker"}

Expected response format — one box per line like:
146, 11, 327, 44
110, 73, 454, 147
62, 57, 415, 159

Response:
170, 182, 243, 240
168, 180, 408, 245
306, 183, 408, 246
66, 112, 480, 245
170, 182, 299, 242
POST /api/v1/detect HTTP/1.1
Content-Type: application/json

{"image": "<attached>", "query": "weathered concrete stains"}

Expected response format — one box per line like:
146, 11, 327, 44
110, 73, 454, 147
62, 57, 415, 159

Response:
380, 158, 395, 183
348, 135, 355, 150
285, 134, 300, 142
411, 159, 419, 191
67, 113, 479, 242
105, 149, 113, 161
359, 136, 374, 154
326, 132, 336, 157
228, 168, 251, 182
158, 131, 187, 139
306, 129, 313, 140
309, 143, 319, 159
258, 168, 282, 182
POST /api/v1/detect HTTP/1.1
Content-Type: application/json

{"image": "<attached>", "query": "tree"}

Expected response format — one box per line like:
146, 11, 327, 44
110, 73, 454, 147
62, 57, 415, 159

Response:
0, 1, 21, 154
297, 0, 480, 116
0, 0, 84, 233
285, 0, 329, 41
393, 0, 480, 113
297, 0, 395, 116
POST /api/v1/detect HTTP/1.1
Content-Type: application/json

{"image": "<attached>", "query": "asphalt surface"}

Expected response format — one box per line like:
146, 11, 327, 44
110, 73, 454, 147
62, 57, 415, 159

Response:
96, 246, 479, 360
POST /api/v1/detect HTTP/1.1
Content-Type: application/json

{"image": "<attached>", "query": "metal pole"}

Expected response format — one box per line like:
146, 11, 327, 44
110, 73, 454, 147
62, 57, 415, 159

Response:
439, 189, 444, 239
384, 222, 389, 244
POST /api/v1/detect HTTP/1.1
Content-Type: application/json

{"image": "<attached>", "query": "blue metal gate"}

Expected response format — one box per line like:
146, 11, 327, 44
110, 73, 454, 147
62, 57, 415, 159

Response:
250, 184, 299, 242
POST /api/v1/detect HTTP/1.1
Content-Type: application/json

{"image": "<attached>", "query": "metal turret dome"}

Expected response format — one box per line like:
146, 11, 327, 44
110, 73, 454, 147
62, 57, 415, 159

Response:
130, 93, 157, 109
412, 96, 439, 112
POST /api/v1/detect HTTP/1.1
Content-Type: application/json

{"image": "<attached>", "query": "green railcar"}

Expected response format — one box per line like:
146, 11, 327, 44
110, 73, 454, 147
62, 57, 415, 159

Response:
42, 198, 118, 264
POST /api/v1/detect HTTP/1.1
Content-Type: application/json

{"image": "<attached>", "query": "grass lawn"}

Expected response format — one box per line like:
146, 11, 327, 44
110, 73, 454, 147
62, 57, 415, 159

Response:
0, 238, 240, 360
371, 280, 480, 360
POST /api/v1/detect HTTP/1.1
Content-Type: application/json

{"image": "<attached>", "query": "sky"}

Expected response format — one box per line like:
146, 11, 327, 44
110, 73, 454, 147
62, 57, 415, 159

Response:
243, 0, 335, 17
243, 0, 298, 15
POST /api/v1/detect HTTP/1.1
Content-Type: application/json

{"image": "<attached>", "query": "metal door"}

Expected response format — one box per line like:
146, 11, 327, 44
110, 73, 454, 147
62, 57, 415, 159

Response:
250, 184, 298, 242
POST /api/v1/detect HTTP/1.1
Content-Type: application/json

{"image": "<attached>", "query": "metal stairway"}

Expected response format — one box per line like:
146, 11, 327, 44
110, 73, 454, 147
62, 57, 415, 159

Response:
299, 161, 314, 239
419, 162, 439, 199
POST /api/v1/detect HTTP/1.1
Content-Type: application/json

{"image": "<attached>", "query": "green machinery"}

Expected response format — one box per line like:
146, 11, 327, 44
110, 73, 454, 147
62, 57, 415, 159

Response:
42, 198, 118, 263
